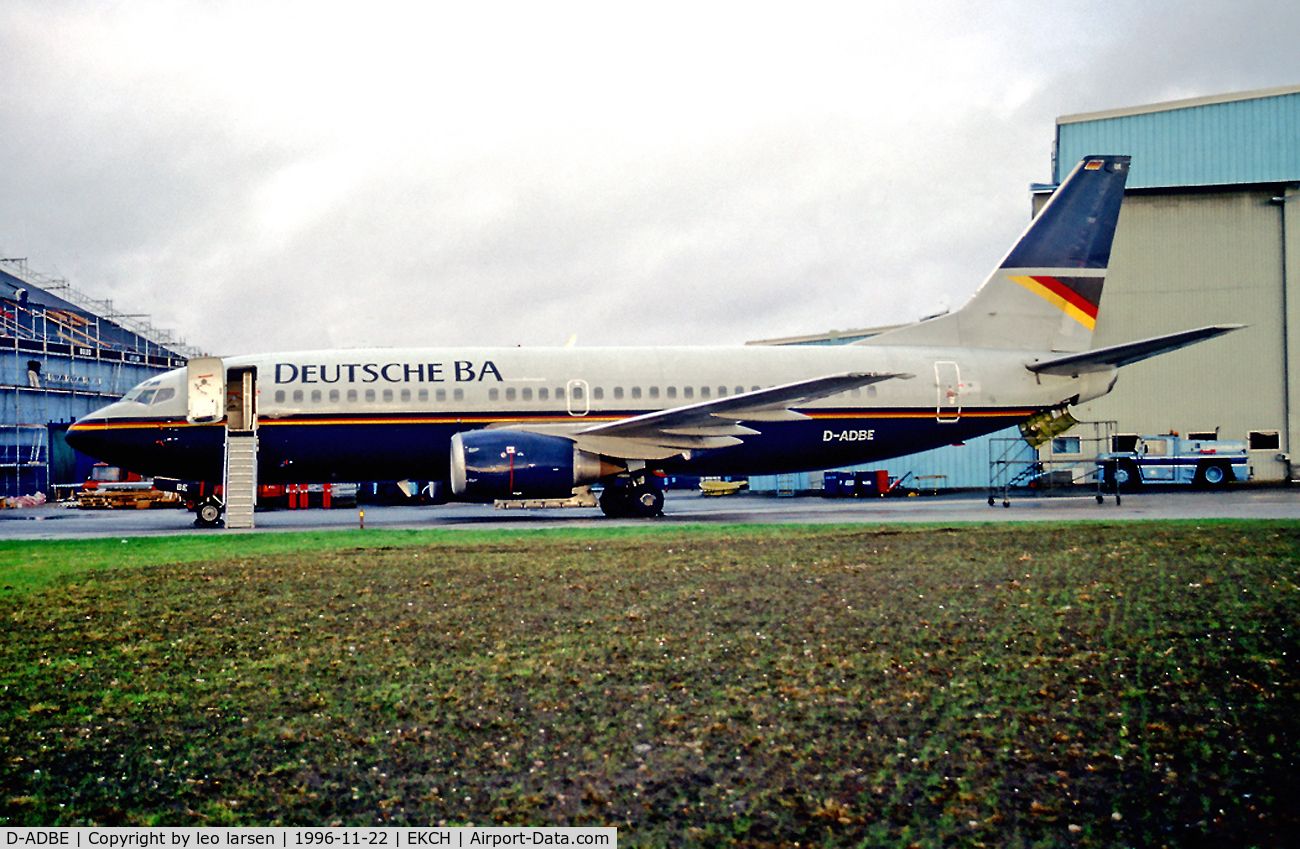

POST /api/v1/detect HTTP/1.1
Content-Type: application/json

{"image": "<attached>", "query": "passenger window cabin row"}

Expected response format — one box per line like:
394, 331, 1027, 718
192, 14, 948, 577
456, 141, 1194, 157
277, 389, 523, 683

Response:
271, 384, 875, 406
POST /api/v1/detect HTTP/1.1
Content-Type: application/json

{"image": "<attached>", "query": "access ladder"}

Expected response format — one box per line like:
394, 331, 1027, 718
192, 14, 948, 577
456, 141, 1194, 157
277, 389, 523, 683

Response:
223, 432, 258, 528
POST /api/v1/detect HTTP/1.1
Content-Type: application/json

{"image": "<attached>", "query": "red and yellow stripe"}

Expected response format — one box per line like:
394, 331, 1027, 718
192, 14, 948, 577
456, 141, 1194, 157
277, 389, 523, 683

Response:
1006, 275, 1099, 330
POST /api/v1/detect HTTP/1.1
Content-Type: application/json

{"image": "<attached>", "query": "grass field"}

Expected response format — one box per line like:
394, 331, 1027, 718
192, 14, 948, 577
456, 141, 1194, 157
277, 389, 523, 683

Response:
2, 521, 1298, 846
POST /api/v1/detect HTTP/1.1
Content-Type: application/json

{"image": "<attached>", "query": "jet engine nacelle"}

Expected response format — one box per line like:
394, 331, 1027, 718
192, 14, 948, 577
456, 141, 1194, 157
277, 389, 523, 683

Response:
449, 430, 616, 500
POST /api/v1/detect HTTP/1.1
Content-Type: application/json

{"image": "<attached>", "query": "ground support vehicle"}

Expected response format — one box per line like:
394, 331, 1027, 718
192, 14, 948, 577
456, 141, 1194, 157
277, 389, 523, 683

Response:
1097, 434, 1248, 491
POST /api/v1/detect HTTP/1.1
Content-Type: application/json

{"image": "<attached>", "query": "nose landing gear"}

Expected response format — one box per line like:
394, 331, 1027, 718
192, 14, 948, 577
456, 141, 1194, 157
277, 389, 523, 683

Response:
195, 494, 225, 528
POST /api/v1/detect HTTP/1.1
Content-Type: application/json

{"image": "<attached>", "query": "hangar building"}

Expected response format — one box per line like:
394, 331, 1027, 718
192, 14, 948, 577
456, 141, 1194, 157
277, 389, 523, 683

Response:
0, 259, 200, 499
1052, 83, 1300, 483
752, 83, 1300, 492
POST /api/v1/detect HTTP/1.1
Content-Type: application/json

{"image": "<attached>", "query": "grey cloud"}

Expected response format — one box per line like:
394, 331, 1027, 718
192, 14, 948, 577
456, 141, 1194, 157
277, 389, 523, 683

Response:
1, 1, 1296, 357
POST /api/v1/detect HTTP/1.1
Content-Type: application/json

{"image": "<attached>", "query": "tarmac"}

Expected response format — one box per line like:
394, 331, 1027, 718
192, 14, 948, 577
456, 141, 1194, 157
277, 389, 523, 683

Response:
2, 486, 1298, 540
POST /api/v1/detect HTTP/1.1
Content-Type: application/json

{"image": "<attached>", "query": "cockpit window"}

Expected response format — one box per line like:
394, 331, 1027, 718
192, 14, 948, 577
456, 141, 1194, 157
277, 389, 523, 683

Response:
124, 379, 160, 403
123, 380, 174, 405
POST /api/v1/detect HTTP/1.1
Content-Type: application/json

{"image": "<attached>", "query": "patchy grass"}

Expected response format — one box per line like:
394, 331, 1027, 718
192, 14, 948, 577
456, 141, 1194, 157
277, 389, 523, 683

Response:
1, 522, 1298, 846
0, 530, 498, 594
0, 526, 712, 593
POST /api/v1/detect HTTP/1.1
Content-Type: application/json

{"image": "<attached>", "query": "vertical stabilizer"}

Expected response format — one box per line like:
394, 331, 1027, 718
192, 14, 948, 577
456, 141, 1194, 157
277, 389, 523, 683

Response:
859, 155, 1130, 352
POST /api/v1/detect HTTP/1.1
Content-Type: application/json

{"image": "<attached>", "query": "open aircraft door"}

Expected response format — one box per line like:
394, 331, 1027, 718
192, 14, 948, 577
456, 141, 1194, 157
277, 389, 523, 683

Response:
225, 365, 257, 433
186, 357, 225, 423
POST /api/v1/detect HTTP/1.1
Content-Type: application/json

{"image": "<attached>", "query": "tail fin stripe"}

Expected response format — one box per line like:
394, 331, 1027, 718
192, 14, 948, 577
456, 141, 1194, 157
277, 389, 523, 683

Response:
1006, 275, 1101, 329
856, 155, 1130, 352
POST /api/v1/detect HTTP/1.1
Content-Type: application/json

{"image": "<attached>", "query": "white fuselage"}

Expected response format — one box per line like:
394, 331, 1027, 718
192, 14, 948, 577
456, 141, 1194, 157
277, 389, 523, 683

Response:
68, 343, 1114, 486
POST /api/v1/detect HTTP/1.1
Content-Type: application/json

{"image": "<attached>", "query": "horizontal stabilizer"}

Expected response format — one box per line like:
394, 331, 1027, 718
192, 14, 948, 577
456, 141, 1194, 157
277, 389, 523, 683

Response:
1026, 325, 1244, 376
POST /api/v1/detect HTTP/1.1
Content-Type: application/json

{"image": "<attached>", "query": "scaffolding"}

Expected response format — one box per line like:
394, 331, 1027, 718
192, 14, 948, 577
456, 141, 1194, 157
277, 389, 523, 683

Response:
2, 257, 199, 498
1, 378, 140, 499
988, 420, 1117, 507
0, 422, 47, 498
1, 258, 203, 360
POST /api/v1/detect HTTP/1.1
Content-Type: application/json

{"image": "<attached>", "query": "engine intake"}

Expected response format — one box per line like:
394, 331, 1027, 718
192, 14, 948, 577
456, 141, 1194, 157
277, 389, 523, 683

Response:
450, 430, 618, 501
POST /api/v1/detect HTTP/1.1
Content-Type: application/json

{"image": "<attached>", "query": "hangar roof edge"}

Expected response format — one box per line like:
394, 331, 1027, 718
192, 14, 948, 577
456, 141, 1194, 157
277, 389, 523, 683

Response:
1058, 83, 1300, 126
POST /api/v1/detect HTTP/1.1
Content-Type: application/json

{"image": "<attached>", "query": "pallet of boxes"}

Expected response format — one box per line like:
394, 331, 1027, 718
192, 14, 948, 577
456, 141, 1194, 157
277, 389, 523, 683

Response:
78, 483, 183, 510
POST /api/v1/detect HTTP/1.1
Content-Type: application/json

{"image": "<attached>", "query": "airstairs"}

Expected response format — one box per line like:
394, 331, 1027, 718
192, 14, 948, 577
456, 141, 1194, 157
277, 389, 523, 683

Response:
223, 432, 258, 529
188, 358, 259, 528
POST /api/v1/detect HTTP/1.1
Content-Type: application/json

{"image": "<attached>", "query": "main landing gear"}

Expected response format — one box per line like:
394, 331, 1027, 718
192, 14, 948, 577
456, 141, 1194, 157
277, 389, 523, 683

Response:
599, 473, 665, 518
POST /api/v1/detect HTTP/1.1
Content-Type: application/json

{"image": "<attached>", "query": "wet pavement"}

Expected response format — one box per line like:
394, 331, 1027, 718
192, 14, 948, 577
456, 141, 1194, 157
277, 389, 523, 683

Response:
3, 486, 1297, 540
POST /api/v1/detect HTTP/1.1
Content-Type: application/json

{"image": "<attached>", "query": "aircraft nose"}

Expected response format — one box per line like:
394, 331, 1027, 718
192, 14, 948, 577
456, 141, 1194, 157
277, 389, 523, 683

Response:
65, 412, 110, 460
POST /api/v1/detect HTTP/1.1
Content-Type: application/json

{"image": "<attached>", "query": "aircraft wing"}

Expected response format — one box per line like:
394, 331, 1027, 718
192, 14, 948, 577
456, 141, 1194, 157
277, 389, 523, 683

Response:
484, 372, 909, 460
1026, 325, 1244, 377
569, 372, 910, 460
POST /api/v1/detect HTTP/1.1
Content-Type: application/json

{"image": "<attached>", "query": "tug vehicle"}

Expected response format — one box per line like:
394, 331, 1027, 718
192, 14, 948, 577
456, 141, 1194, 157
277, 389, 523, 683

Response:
1097, 434, 1248, 490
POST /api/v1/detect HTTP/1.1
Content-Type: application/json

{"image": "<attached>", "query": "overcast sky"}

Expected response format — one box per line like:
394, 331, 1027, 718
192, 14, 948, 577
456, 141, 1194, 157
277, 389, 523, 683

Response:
2, 1, 1298, 356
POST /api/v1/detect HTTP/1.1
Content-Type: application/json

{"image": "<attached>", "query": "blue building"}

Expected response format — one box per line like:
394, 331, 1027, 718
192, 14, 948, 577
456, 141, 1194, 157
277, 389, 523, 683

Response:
1, 260, 201, 499
1054, 84, 1300, 482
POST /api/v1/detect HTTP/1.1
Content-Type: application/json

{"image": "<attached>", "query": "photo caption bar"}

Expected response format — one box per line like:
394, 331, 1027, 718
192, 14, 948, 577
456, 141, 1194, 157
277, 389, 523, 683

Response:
1, 829, 616, 849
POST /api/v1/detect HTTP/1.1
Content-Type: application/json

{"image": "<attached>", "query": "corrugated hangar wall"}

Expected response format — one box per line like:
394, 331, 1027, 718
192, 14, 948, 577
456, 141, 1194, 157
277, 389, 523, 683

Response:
1055, 85, 1300, 482
1082, 190, 1286, 435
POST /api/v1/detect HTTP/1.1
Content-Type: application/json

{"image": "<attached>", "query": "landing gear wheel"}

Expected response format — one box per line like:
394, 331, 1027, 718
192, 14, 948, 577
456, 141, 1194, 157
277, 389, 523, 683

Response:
629, 483, 664, 518
599, 487, 632, 518
195, 496, 224, 528
599, 475, 664, 518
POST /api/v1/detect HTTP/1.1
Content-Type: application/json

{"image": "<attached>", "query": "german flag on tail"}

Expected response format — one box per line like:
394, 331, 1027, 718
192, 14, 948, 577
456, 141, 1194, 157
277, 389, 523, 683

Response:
1004, 274, 1103, 330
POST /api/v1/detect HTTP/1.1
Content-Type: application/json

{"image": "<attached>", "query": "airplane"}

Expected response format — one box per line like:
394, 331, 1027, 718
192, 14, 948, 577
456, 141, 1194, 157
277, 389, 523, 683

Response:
66, 155, 1240, 524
